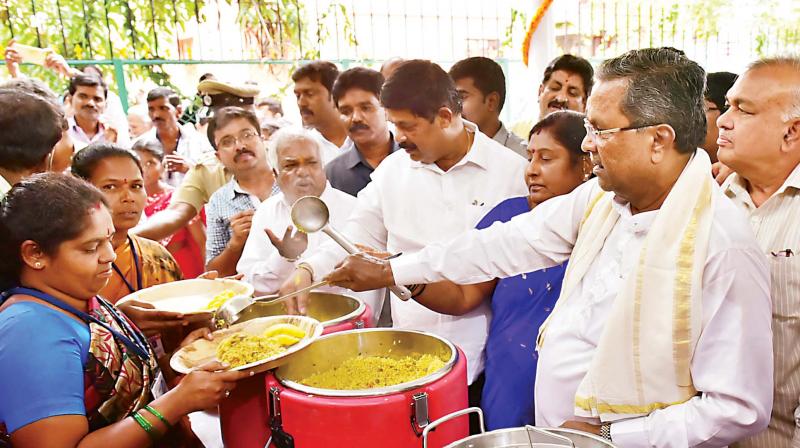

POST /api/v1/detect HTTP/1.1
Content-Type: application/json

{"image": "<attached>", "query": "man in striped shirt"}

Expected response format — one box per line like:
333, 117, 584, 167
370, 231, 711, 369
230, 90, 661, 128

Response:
719, 57, 800, 448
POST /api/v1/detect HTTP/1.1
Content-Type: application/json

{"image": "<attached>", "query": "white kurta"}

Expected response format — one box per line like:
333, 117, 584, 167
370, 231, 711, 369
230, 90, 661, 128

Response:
391, 178, 774, 447
236, 183, 384, 321
302, 121, 529, 384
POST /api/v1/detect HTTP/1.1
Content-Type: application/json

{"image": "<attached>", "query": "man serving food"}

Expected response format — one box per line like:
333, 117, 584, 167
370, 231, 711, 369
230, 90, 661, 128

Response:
323, 48, 774, 447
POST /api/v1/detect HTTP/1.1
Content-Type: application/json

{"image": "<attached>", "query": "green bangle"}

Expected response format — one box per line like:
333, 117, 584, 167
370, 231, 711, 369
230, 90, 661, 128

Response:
144, 405, 172, 428
132, 411, 158, 441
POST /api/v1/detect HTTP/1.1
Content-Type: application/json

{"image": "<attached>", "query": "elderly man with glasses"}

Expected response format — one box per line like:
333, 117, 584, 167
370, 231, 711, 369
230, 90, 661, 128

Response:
324, 47, 773, 447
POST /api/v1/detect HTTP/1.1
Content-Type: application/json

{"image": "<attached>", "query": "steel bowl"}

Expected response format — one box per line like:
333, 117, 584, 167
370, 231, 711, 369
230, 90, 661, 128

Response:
235, 292, 365, 328
275, 328, 458, 397
443, 426, 616, 448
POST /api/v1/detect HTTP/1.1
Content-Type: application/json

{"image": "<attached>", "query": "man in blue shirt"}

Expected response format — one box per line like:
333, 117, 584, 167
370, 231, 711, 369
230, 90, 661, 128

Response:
325, 67, 398, 197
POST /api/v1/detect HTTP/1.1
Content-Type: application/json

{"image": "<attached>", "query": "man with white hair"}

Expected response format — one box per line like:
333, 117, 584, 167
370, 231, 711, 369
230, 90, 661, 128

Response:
237, 127, 383, 320
717, 57, 800, 448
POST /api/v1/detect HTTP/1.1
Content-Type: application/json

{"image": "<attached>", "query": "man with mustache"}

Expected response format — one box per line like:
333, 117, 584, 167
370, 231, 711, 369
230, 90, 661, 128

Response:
280, 60, 528, 432
325, 67, 399, 197
449, 56, 528, 158
66, 73, 127, 151
203, 107, 279, 276
132, 80, 260, 243
324, 48, 774, 446
291, 61, 349, 161
717, 57, 800, 448
537, 54, 594, 120
139, 87, 213, 186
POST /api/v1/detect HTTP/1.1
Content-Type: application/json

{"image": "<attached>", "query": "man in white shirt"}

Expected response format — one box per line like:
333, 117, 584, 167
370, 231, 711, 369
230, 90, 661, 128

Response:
324, 48, 773, 447
139, 87, 213, 186
236, 127, 383, 320
279, 60, 528, 432
716, 57, 800, 448
291, 61, 349, 161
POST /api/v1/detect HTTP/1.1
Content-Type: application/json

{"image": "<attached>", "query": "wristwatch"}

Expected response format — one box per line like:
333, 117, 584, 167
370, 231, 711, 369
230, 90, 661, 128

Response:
600, 423, 612, 441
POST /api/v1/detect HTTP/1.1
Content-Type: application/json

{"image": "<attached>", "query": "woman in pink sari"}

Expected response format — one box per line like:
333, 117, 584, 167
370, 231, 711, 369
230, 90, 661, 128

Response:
132, 138, 205, 278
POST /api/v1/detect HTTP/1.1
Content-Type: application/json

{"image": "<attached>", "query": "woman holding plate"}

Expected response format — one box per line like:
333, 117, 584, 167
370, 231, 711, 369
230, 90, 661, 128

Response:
0, 173, 249, 447
71, 143, 184, 304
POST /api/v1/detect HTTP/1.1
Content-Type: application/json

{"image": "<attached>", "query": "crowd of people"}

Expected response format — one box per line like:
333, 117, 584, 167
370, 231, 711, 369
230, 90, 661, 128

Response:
0, 42, 798, 448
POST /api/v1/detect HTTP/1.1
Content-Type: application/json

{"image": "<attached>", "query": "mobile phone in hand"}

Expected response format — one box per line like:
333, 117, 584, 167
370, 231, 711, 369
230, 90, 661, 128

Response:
11, 43, 50, 66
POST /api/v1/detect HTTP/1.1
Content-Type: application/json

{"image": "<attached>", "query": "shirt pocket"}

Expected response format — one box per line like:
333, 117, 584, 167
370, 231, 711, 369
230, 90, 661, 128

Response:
768, 251, 800, 319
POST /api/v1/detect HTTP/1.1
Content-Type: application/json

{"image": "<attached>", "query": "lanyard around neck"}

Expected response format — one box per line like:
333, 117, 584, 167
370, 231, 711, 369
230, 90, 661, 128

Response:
1, 286, 151, 361
112, 235, 142, 294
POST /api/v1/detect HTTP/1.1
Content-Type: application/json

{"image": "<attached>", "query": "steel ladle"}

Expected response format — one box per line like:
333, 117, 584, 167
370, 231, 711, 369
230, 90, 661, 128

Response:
290, 196, 413, 301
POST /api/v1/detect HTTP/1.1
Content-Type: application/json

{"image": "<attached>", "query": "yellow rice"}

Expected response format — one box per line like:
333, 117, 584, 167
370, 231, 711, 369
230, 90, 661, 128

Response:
215, 333, 287, 367
300, 354, 447, 389
204, 289, 237, 311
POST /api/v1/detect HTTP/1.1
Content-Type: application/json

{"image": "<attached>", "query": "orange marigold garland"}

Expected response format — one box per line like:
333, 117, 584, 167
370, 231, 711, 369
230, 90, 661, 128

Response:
522, 0, 556, 66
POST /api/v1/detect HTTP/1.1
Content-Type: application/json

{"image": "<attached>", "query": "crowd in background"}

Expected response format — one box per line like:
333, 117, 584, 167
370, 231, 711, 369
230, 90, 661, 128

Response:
0, 41, 798, 448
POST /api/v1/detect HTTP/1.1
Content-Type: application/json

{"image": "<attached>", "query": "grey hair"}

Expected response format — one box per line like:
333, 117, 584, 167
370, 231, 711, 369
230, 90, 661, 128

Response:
267, 127, 324, 172
747, 56, 800, 122
597, 47, 707, 154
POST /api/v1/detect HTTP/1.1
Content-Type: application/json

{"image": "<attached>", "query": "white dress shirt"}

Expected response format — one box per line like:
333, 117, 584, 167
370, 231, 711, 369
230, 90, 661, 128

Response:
237, 183, 384, 322
391, 178, 774, 447
309, 128, 350, 165
724, 163, 800, 448
302, 121, 529, 384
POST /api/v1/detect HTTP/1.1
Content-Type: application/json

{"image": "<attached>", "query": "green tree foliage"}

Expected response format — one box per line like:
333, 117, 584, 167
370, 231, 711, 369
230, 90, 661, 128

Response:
0, 0, 352, 91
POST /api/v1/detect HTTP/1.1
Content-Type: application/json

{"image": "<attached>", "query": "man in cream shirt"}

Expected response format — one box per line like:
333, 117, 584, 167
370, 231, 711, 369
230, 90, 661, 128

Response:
325, 48, 773, 447
279, 60, 528, 413
716, 57, 800, 448
236, 127, 383, 321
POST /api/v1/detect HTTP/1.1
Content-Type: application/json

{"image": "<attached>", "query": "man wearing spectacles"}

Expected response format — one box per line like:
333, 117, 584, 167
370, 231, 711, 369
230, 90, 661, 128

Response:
325, 48, 773, 446
204, 107, 280, 276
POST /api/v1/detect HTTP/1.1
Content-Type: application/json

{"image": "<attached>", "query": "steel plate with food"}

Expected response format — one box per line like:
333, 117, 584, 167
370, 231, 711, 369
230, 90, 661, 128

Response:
116, 278, 254, 315
170, 315, 322, 374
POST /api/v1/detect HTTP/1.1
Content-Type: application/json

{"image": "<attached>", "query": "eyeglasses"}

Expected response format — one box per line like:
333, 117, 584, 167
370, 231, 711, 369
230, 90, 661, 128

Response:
583, 118, 659, 146
217, 130, 260, 150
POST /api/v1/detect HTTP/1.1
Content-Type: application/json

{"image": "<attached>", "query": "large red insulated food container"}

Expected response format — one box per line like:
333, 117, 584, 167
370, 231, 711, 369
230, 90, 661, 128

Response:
222, 328, 470, 448
220, 293, 372, 447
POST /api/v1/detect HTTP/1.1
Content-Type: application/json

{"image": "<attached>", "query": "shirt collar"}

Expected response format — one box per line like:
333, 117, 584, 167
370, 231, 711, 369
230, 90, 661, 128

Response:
610, 194, 657, 235
411, 120, 490, 173
725, 160, 800, 206
223, 179, 246, 201
451, 121, 490, 171
346, 133, 400, 169
68, 116, 104, 134
492, 122, 511, 143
